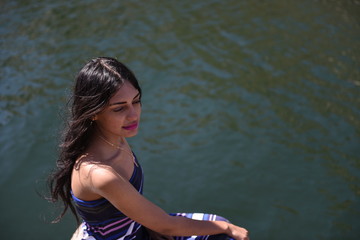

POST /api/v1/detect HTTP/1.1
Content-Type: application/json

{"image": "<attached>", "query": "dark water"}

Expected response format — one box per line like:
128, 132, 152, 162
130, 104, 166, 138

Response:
1, 1, 359, 239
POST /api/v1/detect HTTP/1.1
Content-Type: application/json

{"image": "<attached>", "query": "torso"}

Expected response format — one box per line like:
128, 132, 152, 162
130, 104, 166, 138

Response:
70, 153, 144, 239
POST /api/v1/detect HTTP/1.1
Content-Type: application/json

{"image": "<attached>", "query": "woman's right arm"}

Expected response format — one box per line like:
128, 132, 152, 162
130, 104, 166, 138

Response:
89, 167, 249, 240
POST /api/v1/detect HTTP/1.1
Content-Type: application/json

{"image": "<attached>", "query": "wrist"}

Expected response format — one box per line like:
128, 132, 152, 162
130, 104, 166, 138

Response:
219, 221, 232, 236
226, 222, 236, 237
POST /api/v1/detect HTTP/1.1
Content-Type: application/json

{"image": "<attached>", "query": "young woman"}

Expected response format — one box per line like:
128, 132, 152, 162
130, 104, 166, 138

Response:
48, 57, 250, 240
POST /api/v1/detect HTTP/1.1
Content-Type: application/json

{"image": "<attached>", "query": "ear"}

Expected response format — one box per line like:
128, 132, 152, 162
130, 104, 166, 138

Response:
92, 115, 98, 121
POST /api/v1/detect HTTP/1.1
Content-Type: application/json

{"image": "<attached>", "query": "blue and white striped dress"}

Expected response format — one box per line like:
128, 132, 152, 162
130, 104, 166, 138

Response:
71, 155, 233, 240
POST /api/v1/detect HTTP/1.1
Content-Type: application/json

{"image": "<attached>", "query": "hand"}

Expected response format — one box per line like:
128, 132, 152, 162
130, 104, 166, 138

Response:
227, 223, 250, 240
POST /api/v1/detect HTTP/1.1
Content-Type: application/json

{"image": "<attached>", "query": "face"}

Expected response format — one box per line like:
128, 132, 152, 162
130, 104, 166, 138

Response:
94, 81, 141, 140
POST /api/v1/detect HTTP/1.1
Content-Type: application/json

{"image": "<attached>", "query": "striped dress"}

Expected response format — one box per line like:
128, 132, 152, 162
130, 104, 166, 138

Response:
71, 155, 233, 240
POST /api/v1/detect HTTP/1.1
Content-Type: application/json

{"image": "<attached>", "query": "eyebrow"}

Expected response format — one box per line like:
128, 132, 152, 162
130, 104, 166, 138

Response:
109, 92, 141, 106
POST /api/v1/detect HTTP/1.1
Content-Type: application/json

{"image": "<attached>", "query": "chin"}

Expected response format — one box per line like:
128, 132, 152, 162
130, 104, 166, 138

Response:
125, 130, 139, 138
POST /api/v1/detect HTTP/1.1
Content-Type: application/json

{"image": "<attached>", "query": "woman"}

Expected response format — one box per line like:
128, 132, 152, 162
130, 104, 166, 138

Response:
48, 57, 250, 240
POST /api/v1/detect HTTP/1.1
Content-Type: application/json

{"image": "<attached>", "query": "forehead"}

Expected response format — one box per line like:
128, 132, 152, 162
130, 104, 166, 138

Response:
109, 81, 139, 104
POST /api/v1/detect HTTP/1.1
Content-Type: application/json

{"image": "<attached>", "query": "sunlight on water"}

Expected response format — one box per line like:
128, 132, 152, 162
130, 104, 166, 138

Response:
1, 0, 359, 239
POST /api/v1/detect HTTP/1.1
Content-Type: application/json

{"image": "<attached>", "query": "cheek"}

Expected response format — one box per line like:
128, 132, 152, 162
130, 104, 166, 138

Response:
136, 104, 142, 113
104, 114, 125, 127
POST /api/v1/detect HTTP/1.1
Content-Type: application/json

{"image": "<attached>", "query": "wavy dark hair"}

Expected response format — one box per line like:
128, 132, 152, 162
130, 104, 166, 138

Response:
48, 57, 142, 223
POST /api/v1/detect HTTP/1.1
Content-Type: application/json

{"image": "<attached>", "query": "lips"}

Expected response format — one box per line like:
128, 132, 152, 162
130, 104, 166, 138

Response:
122, 122, 138, 130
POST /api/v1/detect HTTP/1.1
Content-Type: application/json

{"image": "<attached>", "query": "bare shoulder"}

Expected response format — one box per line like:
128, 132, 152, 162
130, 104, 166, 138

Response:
75, 155, 124, 185
72, 154, 128, 199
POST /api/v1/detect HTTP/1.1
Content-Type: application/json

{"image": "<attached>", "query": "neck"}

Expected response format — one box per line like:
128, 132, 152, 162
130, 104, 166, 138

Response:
96, 134, 138, 167
95, 127, 124, 146
98, 134, 125, 149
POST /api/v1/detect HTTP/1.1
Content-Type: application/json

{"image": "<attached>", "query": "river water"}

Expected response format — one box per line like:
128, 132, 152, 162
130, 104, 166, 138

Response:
1, 1, 359, 239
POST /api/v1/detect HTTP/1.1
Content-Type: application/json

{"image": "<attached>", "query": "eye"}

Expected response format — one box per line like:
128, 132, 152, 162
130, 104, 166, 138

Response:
113, 107, 125, 112
133, 99, 141, 105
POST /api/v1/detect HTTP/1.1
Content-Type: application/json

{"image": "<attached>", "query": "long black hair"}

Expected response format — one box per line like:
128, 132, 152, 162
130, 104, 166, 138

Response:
48, 57, 142, 223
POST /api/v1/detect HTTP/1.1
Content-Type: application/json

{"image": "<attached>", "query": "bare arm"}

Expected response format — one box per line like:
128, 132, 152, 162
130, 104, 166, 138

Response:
89, 167, 249, 240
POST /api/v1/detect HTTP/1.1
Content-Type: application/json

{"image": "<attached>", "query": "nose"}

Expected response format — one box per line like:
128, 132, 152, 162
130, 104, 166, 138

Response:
127, 106, 138, 121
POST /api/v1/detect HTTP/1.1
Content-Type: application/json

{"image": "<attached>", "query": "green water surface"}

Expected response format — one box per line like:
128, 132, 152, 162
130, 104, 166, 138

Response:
1, 1, 359, 239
